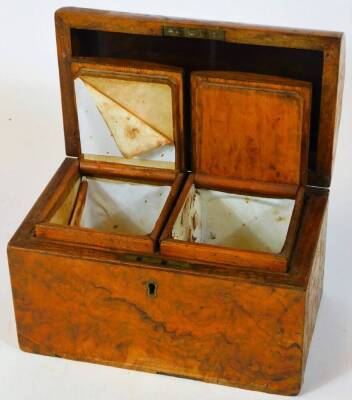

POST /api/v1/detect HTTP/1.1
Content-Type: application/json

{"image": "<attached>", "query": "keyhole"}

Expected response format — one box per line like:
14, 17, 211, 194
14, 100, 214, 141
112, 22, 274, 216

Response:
146, 281, 157, 297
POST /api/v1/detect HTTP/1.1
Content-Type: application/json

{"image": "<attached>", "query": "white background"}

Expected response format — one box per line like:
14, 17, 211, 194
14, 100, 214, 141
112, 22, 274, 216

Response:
1, 1, 351, 399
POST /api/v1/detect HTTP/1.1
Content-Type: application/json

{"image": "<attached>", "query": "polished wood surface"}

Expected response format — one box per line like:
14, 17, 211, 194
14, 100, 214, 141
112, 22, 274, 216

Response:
192, 71, 311, 187
35, 158, 184, 254
79, 157, 176, 182
160, 174, 303, 272
6, 6, 344, 396
55, 6, 344, 187
36, 223, 156, 254
10, 248, 305, 395
9, 158, 327, 286
161, 239, 288, 272
8, 158, 329, 396
195, 173, 298, 198
69, 179, 88, 226
281, 186, 305, 259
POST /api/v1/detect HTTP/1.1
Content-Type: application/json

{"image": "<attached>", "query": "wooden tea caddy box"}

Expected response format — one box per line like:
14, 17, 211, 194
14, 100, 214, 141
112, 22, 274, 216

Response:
8, 7, 344, 396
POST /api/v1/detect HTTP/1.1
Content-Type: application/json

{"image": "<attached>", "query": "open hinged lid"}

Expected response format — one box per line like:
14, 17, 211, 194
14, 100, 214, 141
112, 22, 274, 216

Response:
55, 7, 344, 186
191, 71, 312, 192
71, 59, 184, 172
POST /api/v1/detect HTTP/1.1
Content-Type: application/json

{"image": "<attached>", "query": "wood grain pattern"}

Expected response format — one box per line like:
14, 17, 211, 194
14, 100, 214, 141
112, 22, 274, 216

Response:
55, 7, 344, 187
69, 179, 88, 226
40, 159, 79, 222
9, 247, 305, 395
35, 223, 156, 254
9, 158, 327, 287
7, 159, 329, 395
79, 157, 176, 182
195, 173, 298, 198
6, 6, 343, 396
55, 12, 80, 155
302, 209, 327, 372
160, 174, 303, 272
36, 170, 184, 254
281, 186, 305, 259
49, 177, 80, 225
192, 71, 311, 187
150, 173, 185, 244
161, 239, 288, 272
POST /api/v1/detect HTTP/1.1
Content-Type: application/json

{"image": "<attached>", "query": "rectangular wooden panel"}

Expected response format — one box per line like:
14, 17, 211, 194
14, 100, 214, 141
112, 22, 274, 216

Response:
192, 71, 312, 187
9, 247, 305, 395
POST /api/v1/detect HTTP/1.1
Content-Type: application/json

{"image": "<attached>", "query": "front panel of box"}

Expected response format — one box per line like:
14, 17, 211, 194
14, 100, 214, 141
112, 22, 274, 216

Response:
9, 247, 305, 395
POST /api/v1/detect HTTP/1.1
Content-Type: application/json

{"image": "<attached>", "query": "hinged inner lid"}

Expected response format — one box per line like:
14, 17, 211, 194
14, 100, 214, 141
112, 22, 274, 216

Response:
192, 71, 312, 187
56, 8, 344, 186
72, 59, 184, 171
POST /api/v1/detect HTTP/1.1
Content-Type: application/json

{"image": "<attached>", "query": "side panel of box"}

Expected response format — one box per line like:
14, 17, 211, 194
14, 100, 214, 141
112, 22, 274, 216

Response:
302, 209, 327, 374
9, 246, 305, 395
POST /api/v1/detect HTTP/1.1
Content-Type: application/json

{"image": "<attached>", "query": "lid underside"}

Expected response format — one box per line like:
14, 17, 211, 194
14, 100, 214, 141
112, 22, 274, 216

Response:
56, 8, 344, 186
192, 71, 312, 187
73, 62, 183, 171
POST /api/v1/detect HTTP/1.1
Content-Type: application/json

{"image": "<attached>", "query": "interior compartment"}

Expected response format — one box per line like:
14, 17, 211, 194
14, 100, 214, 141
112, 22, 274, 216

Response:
160, 174, 302, 271
36, 59, 184, 254
172, 185, 295, 254
50, 176, 171, 235
81, 178, 171, 234
160, 70, 309, 271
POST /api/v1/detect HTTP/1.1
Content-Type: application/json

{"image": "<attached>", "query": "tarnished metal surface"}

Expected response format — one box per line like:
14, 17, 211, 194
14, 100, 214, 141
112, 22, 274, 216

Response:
163, 26, 225, 41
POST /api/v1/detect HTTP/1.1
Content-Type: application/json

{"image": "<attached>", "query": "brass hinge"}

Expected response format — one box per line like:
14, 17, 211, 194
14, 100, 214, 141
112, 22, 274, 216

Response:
163, 25, 225, 41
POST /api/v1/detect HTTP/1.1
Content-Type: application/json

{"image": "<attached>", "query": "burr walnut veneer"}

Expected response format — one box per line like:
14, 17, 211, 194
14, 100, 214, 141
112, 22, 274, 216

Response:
8, 7, 344, 396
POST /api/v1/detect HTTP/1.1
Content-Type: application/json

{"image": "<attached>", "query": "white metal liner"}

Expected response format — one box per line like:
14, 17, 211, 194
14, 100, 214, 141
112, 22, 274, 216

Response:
81, 177, 171, 235
172, 186, 295, 254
